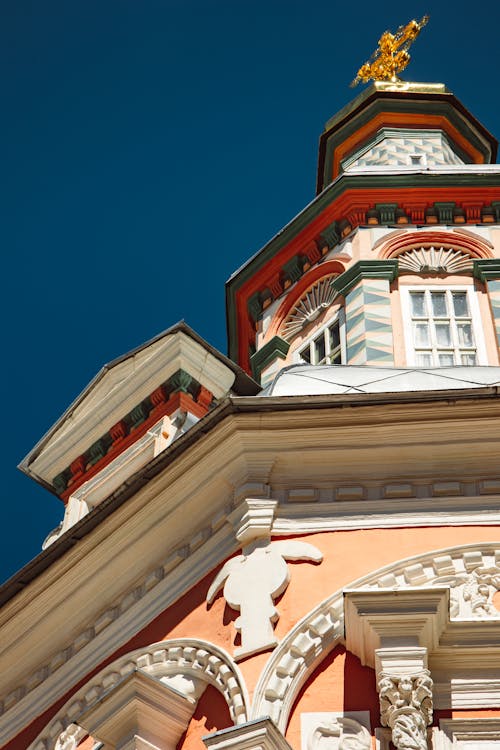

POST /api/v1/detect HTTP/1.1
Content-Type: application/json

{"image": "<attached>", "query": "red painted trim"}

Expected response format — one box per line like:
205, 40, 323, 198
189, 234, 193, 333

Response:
265, 260, 346, 341
61, 392, 211, 503
378, 229, 494, 260
329, 113, 486, 180
234, 186, 500, 371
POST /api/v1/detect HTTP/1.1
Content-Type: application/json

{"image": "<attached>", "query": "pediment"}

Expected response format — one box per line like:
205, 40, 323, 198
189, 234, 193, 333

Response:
20, 325, 242, 487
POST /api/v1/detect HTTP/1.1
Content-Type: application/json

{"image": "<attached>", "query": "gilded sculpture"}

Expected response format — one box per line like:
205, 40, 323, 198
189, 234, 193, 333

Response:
351, 16, 429, 86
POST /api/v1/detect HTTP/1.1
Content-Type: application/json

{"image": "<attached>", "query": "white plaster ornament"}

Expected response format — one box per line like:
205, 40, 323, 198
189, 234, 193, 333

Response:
307, 717, 371, 750
207, 538, 322, 659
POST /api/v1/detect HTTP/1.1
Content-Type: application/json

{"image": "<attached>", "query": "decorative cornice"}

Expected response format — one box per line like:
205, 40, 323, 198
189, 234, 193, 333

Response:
378, 666, 433, 750
332, 260, 398, 297
317, 92, 497, 190
54, 370, 214, 499
204, 717, 294, 750
474, 259, 500, 282
250, 337, 290, 381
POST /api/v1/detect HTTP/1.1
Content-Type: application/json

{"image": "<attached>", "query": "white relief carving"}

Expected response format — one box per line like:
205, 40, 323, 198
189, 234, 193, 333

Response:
397, 246, 473, 275
379, 671, 433, 750
252, 545, 500, 733
3, 507, 238, 729
31, 639, 249, 750
307, 717, 371, 750
54, 724, 85, 750
280, 277, 339, 341
433, 564, 500, 618
207, 537, 322, 659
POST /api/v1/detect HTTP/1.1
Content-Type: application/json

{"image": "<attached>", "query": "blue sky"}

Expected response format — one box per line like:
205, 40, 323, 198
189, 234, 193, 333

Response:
1, 0, 500, 584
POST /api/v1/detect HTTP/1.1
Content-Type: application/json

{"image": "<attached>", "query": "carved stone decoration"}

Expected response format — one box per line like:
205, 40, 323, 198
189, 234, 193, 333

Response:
378, 671, 433, 750
307, 717, 371, 750
397, 246, 473, 275
32, 639, 249, 750
54, 724, 85, 750
433, 563, 500, 618
280, 277, 339, 341
207, 537, 322, 659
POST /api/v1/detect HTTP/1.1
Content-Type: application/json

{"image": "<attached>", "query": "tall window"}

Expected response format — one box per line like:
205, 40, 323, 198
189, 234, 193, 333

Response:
402, 287, 485, 366
298, 312, 345, 365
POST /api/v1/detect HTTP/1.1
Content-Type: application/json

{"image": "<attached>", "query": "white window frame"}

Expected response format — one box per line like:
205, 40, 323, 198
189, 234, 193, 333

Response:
294, 309, 346, 365
400, 285, 488, 367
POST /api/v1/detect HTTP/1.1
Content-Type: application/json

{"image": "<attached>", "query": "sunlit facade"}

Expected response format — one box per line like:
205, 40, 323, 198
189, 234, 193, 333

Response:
3, 80, 500, 750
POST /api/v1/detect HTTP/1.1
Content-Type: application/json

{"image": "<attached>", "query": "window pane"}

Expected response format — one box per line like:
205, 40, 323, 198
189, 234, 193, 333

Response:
329, 350, 342, 365
415, 351, 432, 366
453, 292, 469, 317
438, 352, 455, 366
411, 293, 426, 316
457, 322, 473, 347
414, 323, 430, 346
435, 323, 451, 346
300, 346, 310, 363
329, 322, 340, 351
461, 352, 477, 365
314, 334, 326, 363
431, 292, 447, 317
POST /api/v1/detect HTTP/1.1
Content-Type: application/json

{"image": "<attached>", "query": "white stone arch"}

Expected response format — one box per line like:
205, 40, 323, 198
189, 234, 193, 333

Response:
251, 542, 500, 731
31, 638, 250, 750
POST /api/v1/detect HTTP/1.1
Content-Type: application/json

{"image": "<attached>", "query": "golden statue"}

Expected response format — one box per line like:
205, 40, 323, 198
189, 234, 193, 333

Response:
351, 16, 429, 87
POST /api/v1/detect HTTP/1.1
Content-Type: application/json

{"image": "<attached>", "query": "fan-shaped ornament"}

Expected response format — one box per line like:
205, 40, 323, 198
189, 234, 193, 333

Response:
397, 246, 473, 274
280, 277, 339, 341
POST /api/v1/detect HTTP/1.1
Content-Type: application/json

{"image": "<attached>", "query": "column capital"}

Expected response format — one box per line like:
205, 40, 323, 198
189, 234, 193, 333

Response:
376, 651, 433, 750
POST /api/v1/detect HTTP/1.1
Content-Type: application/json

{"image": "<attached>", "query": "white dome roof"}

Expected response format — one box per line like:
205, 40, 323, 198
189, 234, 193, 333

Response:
262, 365, 500, 397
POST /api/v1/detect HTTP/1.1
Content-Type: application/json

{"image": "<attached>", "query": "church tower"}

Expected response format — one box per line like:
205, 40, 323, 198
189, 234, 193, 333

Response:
4, 19, 500, 750
227, 79, 500, 385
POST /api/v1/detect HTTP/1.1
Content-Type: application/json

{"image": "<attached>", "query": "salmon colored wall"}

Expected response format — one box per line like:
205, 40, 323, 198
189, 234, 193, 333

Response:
177, 686, 233, 750
285, 645, 380, 749
10, 525, 500, 750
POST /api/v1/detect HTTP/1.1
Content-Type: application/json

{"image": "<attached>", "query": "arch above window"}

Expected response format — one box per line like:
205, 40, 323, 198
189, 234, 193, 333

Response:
265, 260, 345, 343
280, 275, 340, 341
378, 229, 494, 267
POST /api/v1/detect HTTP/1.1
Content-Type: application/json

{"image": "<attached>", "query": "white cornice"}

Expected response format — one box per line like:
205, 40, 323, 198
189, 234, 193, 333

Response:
27, 331, 237, 484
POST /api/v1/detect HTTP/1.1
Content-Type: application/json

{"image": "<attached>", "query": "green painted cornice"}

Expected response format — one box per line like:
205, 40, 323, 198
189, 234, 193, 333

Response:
474, 259, 500, 282
226, 169, 500, 361
250, 336, 290, 382
318, 92, 497, 193
332, 260, 399, 298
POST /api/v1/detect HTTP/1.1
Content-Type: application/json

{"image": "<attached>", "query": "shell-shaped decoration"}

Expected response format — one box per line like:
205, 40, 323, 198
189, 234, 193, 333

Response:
281, 276, 339, 341
398, 246, 473, 274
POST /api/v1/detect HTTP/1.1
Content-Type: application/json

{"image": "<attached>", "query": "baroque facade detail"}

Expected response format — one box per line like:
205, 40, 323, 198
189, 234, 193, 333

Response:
306, 717, 371, 750
32, 640, 249, 750
207, 505, 322, 658
280, 277, 339, 341
378, 671, 433, 750
396, 246, 473, 274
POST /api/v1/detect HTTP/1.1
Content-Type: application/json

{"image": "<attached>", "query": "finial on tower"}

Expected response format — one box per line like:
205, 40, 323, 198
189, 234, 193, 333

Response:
351, 15, 429, 87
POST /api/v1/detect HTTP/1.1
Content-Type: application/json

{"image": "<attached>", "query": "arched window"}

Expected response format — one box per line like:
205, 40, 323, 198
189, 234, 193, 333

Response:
278, 274, 346, 365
